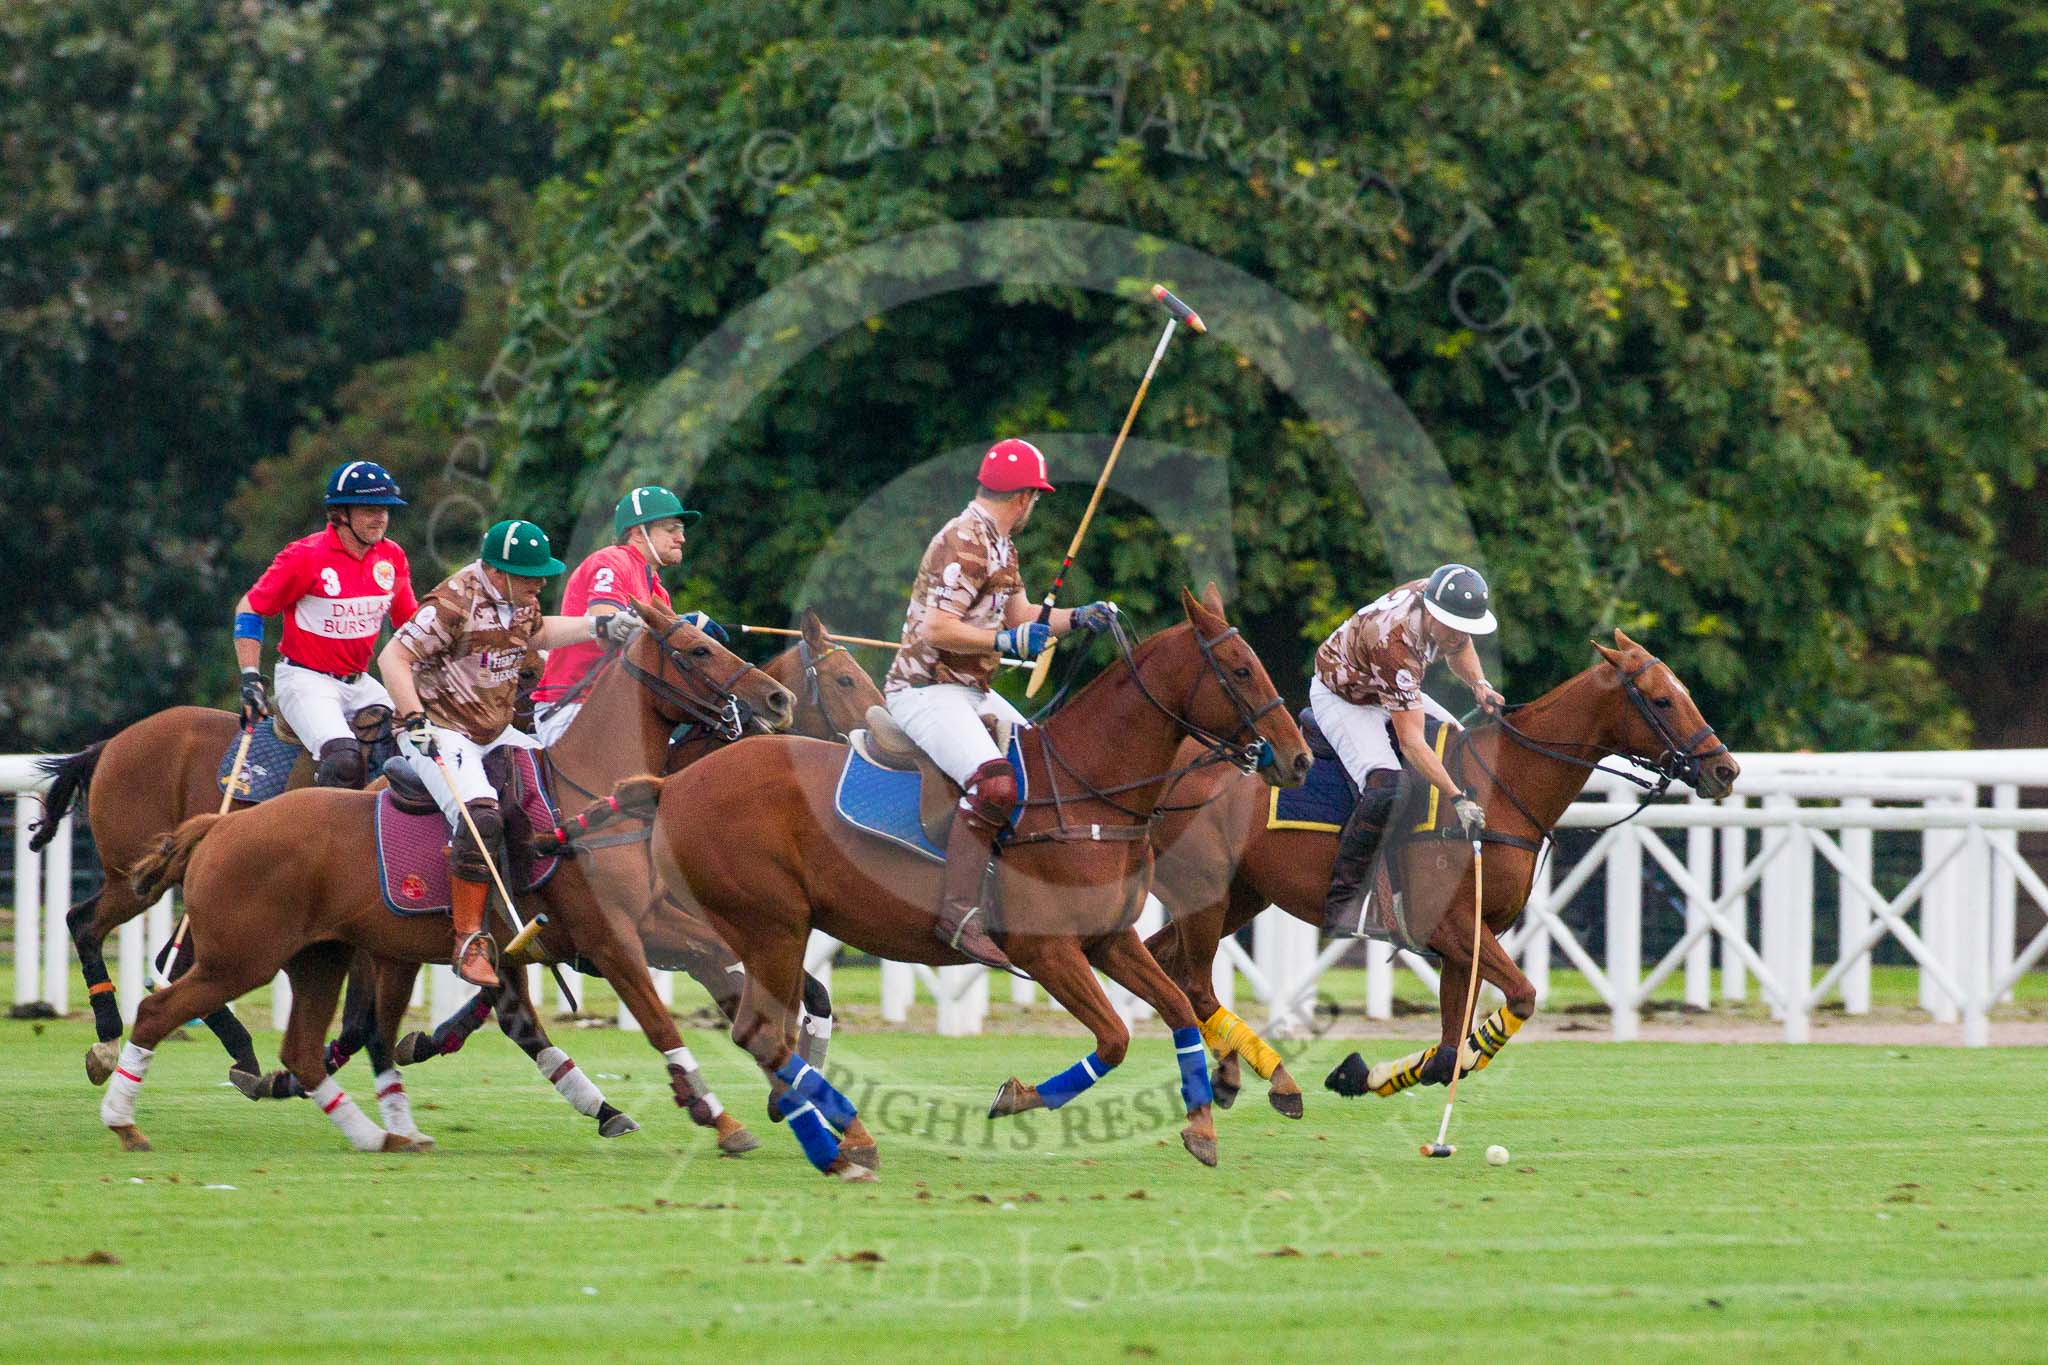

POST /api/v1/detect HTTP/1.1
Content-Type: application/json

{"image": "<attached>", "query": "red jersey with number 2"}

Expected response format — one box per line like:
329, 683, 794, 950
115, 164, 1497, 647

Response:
532, 544, 671, 704
246, 526, 418, 675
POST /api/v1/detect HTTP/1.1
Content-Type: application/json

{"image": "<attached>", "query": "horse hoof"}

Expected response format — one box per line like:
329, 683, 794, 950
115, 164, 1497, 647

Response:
1269, 1089, 1305, 1120
1180, 1129, 1219, 1168
85, 1041, 119, 1087
393, 1031, 434, 1066
841, 1143, 881, 1173
250, 1068, 296, 1101
1211, 1065, 1240, 1110
827, 1157, 879, 1183
716, 1121, 761, 1156
988, 1077, 1038, 1118
379, 1132, 431, 1154
228, 1068, 266, 1101
109, 1124, 151, 1153
396, 1131, 437, 1151
598, 1112, 640, 1139
1324, 1052, 1370, 1098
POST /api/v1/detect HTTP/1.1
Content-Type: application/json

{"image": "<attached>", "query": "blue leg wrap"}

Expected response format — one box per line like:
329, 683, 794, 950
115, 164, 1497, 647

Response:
776, 1092, 843, 1171
1036, 1051, 1112, 1110
774, 1054, 857, 1132
1174, 1026, 1214, 1112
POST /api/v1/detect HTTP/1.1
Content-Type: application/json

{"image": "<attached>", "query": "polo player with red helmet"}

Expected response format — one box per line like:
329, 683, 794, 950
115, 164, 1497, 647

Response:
1315, 563, 1507, 939
231, 461, 418, 789
883, 439, 1117, 969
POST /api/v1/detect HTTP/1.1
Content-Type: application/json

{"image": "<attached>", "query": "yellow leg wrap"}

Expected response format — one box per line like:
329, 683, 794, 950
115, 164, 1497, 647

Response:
1200, 1007, 1285, 1081
1463, 1005, 1526, 1075
1365, 1045, 1434, 1098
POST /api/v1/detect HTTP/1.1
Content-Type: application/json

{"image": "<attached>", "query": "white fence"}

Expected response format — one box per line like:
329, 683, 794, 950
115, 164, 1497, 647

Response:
8, 751, 2047, 1045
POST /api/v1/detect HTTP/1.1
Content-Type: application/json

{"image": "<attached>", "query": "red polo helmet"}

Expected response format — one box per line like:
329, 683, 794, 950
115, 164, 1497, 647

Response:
978, 438, 1055, 493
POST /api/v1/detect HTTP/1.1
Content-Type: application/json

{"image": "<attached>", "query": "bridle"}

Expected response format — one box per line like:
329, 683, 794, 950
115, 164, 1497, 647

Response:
1460, 652, 1729, 842
617, 614, 758, 743
1022, 615, 1287, 833
795, 636, 854, 743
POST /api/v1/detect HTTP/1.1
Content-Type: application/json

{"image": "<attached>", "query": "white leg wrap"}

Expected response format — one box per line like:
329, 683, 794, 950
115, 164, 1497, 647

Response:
664, 1045, 725, 1120
536, 1045, 606, 1118
799, 1009, 832, 1041
374, 1068, 418, 1136
100, 1042, 153, 1128
311, 1077, 387, 1152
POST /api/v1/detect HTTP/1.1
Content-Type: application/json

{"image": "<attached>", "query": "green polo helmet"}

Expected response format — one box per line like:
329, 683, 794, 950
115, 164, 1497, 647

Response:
613, 485, 701, 540
480, 519, 567, 577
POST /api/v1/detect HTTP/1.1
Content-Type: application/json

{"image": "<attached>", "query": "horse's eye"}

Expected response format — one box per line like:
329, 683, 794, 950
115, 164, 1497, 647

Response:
1654, 696, 1672, 709
837, 675, 854, 687
1233, 666, 1251, 680
692, 646, 711, 658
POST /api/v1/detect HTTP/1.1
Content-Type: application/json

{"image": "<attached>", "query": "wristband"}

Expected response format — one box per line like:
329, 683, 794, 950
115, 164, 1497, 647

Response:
241, 667, 261, 681
233, 611, 264, 641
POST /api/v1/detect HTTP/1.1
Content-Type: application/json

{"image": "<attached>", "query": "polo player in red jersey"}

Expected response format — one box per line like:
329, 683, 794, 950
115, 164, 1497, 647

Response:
231, 461, 418, 788
530, 485, 725, 748
882, 439, 1117, 969
1314, 563, 1506, 939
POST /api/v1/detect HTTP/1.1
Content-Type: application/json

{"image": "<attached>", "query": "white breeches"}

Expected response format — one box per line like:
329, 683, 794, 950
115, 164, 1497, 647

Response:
884, 683, 1027, 787
395, 725, 542, 828
533, 701, 579, 749
1308, 676, 1456, 790
273, 660, 395, 753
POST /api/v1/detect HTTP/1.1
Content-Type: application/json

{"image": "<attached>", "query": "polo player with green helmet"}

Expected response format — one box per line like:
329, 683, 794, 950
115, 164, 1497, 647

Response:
530, 485, 725, 748
1313, 563, 1507, 940
378, 520, 637, 987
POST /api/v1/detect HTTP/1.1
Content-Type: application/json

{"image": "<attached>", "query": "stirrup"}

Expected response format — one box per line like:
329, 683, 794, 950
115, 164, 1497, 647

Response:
454, 931, 500, 986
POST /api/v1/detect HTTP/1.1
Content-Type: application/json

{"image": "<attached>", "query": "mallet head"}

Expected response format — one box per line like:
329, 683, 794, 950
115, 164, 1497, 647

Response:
1151, 283, 1206, 334
1421, 1143, 1456, 1159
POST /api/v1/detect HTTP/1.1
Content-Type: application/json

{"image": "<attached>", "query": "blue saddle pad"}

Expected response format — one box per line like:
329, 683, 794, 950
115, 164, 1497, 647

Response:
1269, 707, 1454, 833
216, 718, 303, 804
834, 734, 1026, 863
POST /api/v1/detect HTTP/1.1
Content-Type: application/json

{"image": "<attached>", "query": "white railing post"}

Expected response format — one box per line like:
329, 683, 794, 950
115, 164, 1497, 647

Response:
935, 964, 987, 1036
1921, 800, 1962, 1023
1605, 790, 1641, 1041
118, 911, 144, 1027
272, 970, 293, 1032
1782, 823, 1813, 1044
1958, 825, 1991, 1046
1521, 846, 1552, 1003
1761, 793, 1791, 1020
805, 931, 838, 992
41, 813, 72, 1016
1992, 784, 2018, 1004
1209, 927, 1234, 1013
1365, 938, 1393, 1019
1839, 798, 1873, 1015
1685, 800, 1713, 1009
145, 894, 171, 971
430, 963, 464, 1026
12, 793, 42, 1008
1719, 801, 1748, 1002
880, 960, 913, 1023
1255, 905, 1318, 1036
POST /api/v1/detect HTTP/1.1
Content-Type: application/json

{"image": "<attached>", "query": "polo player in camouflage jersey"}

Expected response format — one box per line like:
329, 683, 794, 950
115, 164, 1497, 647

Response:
883, 439, 1117, 970
378, 519, 637, 987
1314, 563, 1507, 939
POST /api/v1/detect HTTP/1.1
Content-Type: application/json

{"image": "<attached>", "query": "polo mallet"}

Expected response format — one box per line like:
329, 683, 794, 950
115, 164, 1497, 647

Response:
155, 723, 256, 981
1422, 838, 1486, 1158
1024, 284, 1207, 698
738, 624, 1029, 668
427, 746, 579, 1012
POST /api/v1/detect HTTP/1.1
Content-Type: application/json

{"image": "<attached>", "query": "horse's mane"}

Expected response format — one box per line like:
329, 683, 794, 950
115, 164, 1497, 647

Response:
1036, 621, 1186, 736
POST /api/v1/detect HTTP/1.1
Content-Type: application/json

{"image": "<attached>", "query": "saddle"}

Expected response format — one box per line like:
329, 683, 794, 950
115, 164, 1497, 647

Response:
217, 706, 397, 803
374, 748, 561, 915
850, 705, 1020, 847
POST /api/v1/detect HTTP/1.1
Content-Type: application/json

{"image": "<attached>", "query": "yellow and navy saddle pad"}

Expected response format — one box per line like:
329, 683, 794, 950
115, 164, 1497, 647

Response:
1268, 708, 1456, 835
834, 733, 1027, 863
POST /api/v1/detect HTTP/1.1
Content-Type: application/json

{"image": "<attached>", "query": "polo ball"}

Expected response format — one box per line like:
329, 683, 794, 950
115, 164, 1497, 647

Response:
1485, 1144, 1510, 1166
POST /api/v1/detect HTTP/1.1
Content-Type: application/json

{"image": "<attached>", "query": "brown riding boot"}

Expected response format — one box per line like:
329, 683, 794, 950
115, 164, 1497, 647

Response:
936, 815, 1010, 970
450, 875, 500, 988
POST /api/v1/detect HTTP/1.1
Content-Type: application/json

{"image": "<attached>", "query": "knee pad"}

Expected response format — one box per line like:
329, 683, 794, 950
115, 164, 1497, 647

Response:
959, 757, 1018, 832
452, 800, 503, 880
314, 738, 367, 789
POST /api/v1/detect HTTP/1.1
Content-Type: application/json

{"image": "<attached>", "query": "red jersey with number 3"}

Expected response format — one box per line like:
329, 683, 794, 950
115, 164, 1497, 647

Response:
246, 526, 418, 675
532, 544, 670, 704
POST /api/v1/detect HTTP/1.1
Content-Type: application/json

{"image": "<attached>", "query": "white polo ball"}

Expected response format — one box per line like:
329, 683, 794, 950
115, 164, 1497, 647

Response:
1485, 1144, 1510, 1166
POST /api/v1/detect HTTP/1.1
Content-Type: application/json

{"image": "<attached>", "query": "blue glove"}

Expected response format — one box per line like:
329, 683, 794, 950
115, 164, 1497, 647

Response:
681, 610, 729, 645
1069, 601, 1119, 634
995, 621, 1053, 660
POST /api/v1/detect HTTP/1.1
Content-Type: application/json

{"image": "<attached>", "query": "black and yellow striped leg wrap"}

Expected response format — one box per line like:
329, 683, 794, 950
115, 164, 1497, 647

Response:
1199, 1007, 1284, 1081
1463, 1005, 1525, 1074
1365, 1045, 1436, 1097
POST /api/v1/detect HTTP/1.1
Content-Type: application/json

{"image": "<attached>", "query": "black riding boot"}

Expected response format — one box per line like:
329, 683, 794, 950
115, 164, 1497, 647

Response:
1320, 785, 1396, 940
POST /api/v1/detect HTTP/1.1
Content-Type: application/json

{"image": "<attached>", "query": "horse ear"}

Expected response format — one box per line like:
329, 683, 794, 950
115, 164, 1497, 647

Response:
800, 607, 829, 650
1200, 581, 1228, 619
1180, 586, 1214, 625
1590, 636, 1623, 665
1612, 627, 1640, 653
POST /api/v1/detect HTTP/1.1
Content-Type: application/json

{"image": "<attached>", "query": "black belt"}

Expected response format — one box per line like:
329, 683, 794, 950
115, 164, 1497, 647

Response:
280, 658, 366, 685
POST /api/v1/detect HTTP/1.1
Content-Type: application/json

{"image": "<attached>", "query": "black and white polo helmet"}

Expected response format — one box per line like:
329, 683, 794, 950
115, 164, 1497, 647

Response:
1422, 563, 1497, 635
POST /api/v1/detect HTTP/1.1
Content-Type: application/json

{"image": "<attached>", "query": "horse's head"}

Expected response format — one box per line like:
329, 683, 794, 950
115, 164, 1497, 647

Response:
627, 598, 795, 737
762, 608, 883, 742
1590, 629, 1739, 798
1177, 583, 1312, 787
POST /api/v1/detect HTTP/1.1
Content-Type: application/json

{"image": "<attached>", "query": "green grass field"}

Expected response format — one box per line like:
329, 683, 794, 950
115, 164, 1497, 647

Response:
4, 1009, 2047, 1363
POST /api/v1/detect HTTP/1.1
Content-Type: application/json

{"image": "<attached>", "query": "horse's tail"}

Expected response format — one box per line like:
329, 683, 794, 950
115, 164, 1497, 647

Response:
29, 743, 105, 850
534, 775, 666, 855
127, 814, 224, 903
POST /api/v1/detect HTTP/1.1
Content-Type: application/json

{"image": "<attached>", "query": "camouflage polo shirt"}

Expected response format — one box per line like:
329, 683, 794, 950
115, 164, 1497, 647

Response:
391, 560, 544, 744
1313, 579, 1442, 710
884, 501, 1022, 695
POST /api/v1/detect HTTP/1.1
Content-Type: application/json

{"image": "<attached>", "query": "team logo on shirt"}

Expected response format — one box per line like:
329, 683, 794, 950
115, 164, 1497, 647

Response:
373, 560, 396, 591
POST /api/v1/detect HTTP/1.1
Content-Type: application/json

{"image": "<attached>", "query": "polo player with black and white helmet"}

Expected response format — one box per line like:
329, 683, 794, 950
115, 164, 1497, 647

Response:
1313, 563, 1506, 939
882, 439, 1117, 970
230, 461, 418, 789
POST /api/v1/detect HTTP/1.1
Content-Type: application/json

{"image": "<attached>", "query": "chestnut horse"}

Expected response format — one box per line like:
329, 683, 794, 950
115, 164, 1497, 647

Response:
1144, 630, 1739, 1111
347, 610, 881, 1103
96, 604, 795, 1154
550, 586, 1311, 1180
